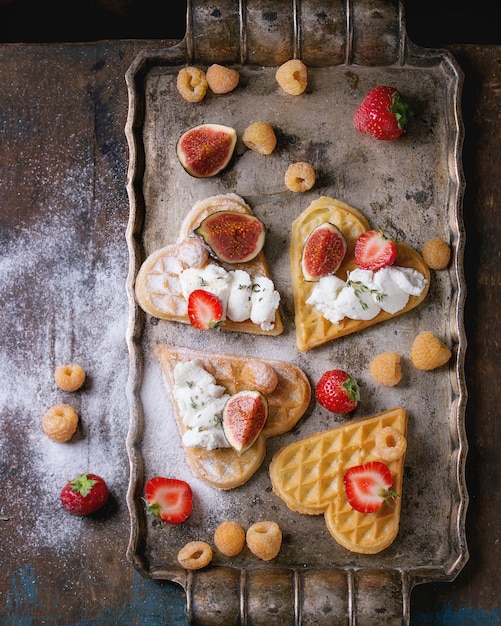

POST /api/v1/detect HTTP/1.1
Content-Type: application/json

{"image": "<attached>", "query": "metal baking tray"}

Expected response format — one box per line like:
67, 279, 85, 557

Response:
125, 1, 467, 623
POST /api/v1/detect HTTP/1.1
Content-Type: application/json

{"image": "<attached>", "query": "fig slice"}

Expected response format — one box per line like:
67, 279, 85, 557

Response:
176, 123, 237, 178
222, 390, 268, 455
301, 221, 347, 281
194, 210, 266, 263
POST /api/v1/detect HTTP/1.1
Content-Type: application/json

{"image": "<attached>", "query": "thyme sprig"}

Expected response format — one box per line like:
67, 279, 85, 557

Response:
346, 279, 386, 310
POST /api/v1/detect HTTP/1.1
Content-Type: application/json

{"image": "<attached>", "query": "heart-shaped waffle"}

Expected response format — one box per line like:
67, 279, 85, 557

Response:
135, 193, 283, 336
155, 344, 311, 490
290, 197, 430, 351
269, 408, 408, 554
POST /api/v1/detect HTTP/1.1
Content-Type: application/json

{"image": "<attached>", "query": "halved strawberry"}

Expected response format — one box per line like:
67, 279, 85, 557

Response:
354, 229, 397, 271
343, 461, 399, 513
144, 477, 193, 524
187, 289, 224, 329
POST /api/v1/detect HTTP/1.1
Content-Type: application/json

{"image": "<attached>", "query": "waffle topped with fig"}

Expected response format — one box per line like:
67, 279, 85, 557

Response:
135, 193, 283, 336
290, 196, 430, 351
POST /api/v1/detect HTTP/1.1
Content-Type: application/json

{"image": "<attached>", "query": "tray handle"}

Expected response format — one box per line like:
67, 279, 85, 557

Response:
186, 565, 411, 625
186, 0, 405, 66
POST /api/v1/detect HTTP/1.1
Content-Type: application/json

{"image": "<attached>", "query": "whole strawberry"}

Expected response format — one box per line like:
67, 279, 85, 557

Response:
354, 86, 409, 140
61, 473, 109, 515
315, 369, 360, 414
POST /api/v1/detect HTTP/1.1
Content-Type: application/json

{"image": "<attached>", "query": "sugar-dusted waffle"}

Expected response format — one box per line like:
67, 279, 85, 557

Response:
135, 193, 283, 336
290, 197, 430, 351
269, 408, 408, 554
154, 344, 311, 490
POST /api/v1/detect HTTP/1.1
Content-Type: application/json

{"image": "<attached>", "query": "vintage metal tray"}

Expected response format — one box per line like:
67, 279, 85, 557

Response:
125, 1, 467, 623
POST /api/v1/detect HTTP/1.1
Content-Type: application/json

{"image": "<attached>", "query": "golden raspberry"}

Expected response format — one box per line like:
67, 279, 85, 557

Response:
422, 238, 451, 270
206, 64, 240, 94
276, 59, 308, 95
42, 403, 79, 442
246, 521, 282, 561
176, 66, 208, 103
369, 352, 402, 387
284, 162, 316, 192
54, 363, 86, 392
241, 360, 279, 395
411, 331, 452, 371
242, 122, 277, 155
375, 426, 407, 462
214, 521, 245, 557
177, 541, 213, 570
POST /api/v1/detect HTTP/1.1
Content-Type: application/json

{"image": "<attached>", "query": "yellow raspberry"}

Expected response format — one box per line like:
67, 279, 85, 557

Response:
375, 426, 407, 461
422, 238, 451, 270
177, 541, 213, 570
275, 59, 308, 95
284, 162, 316, 192
369, 352, 402, 386
242, 122, 277, 155
241, 360, 279, 395
176, 66, 208, 103
246, 521, 282, 561
42, 403, 79, 442
214, 521, 246, 557
206, 64, 240, 94
54, 363, 86, 392
411, 331, 452, 370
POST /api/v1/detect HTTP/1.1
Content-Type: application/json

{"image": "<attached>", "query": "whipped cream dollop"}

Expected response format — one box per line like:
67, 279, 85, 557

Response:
179, 263, 280, 331
306, 266, 427, 324
173, 359, 231, 450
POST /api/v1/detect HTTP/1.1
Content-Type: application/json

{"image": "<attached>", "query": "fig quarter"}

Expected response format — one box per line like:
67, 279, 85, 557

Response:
222, 390, 268, 455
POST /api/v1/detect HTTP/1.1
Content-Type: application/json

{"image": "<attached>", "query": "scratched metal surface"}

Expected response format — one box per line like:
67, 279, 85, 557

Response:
124, 1, 467, 623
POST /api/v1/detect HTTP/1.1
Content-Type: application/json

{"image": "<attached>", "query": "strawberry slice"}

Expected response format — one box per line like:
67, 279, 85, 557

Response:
354, 229, 397, 271
187, 289, 224, 329
343, 461, 399, 513
144, 477, 193, 524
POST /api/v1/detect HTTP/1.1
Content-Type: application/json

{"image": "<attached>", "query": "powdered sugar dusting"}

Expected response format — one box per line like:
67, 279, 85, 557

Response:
0, 176, 130, 554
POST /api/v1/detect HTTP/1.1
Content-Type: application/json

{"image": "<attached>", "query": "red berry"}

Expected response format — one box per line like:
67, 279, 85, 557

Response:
187, 289, 224, 329
354, 86, 409, 141
60, 473, 109, 516
354, 229, 397, 271
144, 477, 193, 524
343, 461, 399, 513
315, 369, 360, 414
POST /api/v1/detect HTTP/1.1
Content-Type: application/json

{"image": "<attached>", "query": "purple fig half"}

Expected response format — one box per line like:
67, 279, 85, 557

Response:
301, 221, 347, 281
194, 210, 266, 263
176, 123, 237, 178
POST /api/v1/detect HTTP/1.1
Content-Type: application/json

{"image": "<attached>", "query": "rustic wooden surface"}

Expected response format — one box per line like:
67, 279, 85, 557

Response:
0, 40, 499, 624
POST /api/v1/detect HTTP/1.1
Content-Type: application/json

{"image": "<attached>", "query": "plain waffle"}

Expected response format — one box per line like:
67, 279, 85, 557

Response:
269, 407, 408, 554
155, 344, 311, 490
290, 197, 430, 351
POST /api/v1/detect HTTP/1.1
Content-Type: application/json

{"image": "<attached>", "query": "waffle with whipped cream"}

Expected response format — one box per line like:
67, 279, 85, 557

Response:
290, 197, 430, 351
135, 193, 283, 336
155, 343, 311, 490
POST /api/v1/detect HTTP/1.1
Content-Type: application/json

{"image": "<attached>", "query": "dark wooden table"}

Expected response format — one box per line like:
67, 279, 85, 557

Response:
0, 39, 499, 624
